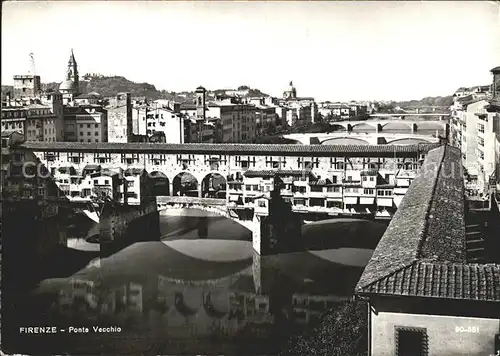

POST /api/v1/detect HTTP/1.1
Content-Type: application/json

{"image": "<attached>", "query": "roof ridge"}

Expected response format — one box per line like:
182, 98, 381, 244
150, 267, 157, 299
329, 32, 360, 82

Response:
415, 144, 448, 259
359, 260, 419, 292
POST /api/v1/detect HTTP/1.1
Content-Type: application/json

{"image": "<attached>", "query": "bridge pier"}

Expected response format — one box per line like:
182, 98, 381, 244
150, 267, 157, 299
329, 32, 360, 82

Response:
99, 200, 160, 249
411, 123, 417, 133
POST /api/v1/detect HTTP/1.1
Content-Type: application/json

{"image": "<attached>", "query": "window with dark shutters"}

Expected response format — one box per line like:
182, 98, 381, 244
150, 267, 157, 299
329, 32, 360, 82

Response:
395, 327, 428, 356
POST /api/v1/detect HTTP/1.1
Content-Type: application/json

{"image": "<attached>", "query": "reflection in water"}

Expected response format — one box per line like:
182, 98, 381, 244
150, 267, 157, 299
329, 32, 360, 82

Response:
3, 209, 381, 355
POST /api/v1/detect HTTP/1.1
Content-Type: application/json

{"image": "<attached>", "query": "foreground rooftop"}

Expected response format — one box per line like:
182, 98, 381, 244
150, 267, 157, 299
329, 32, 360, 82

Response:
356, 145, 500, 301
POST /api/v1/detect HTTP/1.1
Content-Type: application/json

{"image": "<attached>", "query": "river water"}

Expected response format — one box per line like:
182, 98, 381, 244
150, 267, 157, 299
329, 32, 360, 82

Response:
4, 209, 384, 355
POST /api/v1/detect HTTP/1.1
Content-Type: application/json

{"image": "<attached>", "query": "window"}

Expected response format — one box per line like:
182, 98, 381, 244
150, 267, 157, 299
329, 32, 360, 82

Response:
121, 153, 140, 164
364, 188, 374, 195
395, 327, 428, 356
68, 152, 84, 164
258, 200, 266, 208
94, 153, 112, 164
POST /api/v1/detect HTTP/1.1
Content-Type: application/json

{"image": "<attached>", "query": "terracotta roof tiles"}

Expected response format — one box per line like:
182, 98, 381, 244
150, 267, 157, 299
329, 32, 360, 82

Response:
356, 145, 500, 301
19, 142, 442, 157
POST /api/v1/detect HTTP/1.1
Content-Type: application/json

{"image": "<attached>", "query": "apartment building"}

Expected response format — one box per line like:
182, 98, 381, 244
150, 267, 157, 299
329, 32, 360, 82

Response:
63, 104, 108, 143
12, 74, 42, 99
318, 102, 368, 120
450, 66, 500, 195
279, 81, 318, 126
51, 165, 150, 206
1, 93, 65, 142
107, 92, 133, 143
207, 101, 257, 143
132, 105, 185, 144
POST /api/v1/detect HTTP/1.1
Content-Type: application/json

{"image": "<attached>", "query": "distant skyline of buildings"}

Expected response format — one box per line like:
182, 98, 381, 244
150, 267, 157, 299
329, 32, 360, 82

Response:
3, 2, 499, 102
2, 53, 496, 104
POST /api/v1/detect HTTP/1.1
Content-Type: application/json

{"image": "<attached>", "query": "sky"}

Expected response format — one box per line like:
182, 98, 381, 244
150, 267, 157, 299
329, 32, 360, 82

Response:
2, 1, 500, 102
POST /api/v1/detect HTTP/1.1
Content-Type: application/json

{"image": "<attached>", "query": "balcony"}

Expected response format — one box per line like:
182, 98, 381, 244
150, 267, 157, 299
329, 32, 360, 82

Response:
342, 180, 361, 186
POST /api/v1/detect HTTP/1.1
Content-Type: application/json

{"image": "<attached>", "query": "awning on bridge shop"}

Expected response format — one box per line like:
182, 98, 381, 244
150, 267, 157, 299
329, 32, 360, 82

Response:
309, 178, 333, 186
83, 164, 101, 172
360, 170, 378, 176
326, 197, 343, 202
229, 195, 241, 202
359, 197, 375, 205
377, 197, 394, 207
344, 197, 358, 205
243, 169, 313, 178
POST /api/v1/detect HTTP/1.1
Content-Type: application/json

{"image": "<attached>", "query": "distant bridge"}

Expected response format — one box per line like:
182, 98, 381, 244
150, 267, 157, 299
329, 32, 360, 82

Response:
283, 132, 441, 146
322, 119, 448, 134
369, 113, 449, 119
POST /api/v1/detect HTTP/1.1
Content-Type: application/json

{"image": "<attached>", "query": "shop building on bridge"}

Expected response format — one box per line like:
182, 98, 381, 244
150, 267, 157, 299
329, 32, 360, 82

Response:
7, 141, 440, 220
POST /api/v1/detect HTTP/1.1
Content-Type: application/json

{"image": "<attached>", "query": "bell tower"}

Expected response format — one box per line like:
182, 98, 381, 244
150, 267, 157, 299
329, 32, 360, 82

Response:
195, 86, 206, 121
66, 49, 79, 94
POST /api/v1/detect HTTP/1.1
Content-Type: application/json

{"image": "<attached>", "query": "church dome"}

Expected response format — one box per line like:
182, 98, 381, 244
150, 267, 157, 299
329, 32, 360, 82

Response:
59, 79, 77, 92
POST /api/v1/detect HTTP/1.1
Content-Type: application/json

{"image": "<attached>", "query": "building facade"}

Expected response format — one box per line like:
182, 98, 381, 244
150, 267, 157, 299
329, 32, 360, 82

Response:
450, 66, 500, 195
1, 93, 65, 142
14, 141, 439, 220
12, 74, 42, 99
107, 92, 133, 143
279, 81, 318, 126
63, 104, 108, 143
132, 105, 185, 144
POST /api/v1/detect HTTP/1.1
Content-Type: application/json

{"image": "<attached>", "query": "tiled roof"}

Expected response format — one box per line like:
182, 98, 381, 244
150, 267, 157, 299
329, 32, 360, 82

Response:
19, 142, 442, 157
362, 262, 500, 301
1, 129, 22, 137
244, 169, 312, 178
355, 145, 499, 301
360, 170, 378, 176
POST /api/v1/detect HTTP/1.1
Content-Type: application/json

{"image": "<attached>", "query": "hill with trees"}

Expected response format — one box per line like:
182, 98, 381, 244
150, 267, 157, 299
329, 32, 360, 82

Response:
1, 76, 270, 103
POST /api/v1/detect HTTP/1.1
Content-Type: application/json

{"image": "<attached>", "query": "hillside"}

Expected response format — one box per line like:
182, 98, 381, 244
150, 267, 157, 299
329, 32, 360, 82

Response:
394, 95, 454, 108
40, 77, 268, 102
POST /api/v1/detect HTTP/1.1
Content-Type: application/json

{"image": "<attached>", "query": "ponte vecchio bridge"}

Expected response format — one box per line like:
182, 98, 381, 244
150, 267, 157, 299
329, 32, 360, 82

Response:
12, 141, 443, 254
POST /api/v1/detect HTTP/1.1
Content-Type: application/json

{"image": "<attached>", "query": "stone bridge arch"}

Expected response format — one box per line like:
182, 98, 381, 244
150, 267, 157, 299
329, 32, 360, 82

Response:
155, 196, 258, 233
381, 122, 413, 133
149, 170, 170, 196
171, 171, 200, 197
321, 137, 370, 145
350, 122, 377, 132
327, 124, 348, 132
387, 137, 432, 145
200, 171, 227, 199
